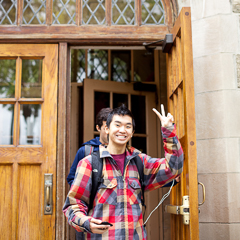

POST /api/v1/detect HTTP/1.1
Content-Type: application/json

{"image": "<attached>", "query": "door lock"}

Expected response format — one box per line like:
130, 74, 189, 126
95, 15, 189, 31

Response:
165, 195, 190, 225
44, 174, 53, 215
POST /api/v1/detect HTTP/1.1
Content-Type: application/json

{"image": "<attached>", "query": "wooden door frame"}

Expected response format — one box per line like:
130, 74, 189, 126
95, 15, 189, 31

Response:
55, 8, 198, 239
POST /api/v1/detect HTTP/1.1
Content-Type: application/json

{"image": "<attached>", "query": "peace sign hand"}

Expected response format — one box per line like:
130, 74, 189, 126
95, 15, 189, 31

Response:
152, 104, 174, 128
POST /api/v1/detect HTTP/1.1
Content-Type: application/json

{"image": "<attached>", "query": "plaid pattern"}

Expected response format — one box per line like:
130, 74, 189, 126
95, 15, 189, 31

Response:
63, 124, 183, 240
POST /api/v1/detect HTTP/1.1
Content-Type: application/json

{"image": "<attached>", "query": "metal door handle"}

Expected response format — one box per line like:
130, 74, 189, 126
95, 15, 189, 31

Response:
198, 182, 205, 206
46, 186, 50, 205
44, 174, 53, 215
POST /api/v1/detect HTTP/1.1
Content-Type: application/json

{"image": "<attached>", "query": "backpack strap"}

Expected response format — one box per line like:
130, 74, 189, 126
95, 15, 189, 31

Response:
85, 144, 94, 157
88, 151, 103, 212
133, 155, 146, 208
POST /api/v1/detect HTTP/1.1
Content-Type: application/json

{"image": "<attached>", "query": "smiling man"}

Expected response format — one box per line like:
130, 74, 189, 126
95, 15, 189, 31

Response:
63, 104, 184, 240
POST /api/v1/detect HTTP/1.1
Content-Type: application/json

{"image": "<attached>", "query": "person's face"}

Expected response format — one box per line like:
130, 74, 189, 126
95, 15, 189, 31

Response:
97, 121, 108, 144
105, 115, 133, 146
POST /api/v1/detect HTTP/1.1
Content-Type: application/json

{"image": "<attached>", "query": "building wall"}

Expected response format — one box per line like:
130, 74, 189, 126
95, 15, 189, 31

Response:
177, 0, 240, 239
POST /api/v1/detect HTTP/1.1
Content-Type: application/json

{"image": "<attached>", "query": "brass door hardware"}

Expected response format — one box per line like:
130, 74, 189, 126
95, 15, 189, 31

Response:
44, 174, 53, 215
198, 182, 206, 206
165, 196, 190, 225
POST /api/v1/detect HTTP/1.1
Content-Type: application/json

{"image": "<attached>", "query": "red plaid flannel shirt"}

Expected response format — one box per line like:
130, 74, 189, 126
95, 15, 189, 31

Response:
63, 124, 183, 239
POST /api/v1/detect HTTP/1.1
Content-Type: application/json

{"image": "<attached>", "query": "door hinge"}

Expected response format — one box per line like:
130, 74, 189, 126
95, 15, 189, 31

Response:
165, 195, 190, 225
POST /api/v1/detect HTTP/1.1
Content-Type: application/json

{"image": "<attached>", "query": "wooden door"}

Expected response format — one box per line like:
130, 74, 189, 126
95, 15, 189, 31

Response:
0, 44, 58, 240
166, 8, 199, 239
83, 78, 161, 239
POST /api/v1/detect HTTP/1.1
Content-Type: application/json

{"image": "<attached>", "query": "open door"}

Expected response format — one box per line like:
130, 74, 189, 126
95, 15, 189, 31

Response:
0, 44, 58, 239
164, 7, 200, 240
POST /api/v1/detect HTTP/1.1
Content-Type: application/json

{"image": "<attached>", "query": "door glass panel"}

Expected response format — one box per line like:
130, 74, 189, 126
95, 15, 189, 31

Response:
71, 49, 86, 83
113, 93, 128, 108
23, 0, 46, 24
112, 0, 135, 25
134, 50, 154, 82
82, 0, 105, 25
0, 0, 17, 25
52, 0, 76, 24
0, 59, 16, 98
94, 91, 110, 127
21, 59, 42, 98
132, 137, 146, 153
131, 95, 145, 133
19, 104, 41, 145
141, 0, 164, 25
0, 104, 14, 145
88, 50, 108, 80
111, 50, 131, 82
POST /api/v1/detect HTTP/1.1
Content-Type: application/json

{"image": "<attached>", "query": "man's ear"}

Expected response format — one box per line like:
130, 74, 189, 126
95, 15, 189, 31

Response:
105, 125, 109, 134
96, 125, 100, 132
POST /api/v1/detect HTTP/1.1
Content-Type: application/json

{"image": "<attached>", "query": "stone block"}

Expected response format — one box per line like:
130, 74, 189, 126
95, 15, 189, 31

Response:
236, 54, 240, 88
198, 173, 240, 222
191, 0, 231, 21
193, 53, 235, 94
232, 0, 240, 13
199, 223, 240, 240
192, 15, 238, 58
197, 138, 240, 174
195, 90, 240, 139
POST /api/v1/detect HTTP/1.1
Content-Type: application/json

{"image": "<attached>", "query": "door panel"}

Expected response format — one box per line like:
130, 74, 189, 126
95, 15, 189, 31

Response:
166, 8, 199, 239
0, 44, 58, 240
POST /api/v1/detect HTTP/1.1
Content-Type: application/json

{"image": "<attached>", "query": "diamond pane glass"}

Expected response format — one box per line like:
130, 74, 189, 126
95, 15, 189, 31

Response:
21, 59, 42, 98
0, 59, 16, 98
133, 50, 154, 82
141, 0, 164, 25
52, 0, 76, 24
23, 0, 46, 25
0, 0, 17, 25
0, 104, 14, 145
111, 50, 130, 82
19, 104, 41, 145
71, 49, 86, 83
87, 49, 108, 80
82, 0, 105, 25
112, 0, 134, 25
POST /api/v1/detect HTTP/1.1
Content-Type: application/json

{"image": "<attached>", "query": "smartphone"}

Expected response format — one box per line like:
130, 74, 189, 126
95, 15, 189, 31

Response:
99, 221, 113, 226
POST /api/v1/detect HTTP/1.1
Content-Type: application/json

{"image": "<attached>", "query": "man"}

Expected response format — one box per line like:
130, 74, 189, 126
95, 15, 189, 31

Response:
63, 104, 183, 239
67, 107, 112, 186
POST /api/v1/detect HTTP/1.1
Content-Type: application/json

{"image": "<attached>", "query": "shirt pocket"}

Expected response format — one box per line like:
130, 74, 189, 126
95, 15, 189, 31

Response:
97, 178, 118, 205
127, 178, 142, 205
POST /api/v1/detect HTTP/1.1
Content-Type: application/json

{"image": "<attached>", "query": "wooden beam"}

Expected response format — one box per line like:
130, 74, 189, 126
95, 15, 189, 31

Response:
56, 42, 66, 240
0, 25, 170, 43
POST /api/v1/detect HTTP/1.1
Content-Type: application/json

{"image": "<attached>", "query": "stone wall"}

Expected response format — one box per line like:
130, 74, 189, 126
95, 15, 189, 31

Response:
177, 0, 240, 239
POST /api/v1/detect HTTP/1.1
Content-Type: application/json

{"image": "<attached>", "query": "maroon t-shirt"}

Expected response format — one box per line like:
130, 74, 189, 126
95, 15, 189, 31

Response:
111, 152, 126, 175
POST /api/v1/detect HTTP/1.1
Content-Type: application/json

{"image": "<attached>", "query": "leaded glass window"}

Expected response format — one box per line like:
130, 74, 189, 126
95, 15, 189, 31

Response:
87, 50, 108, 80
71, 49, 154, 83
23, 0, 46, 24
141, 0, 165, 25
112, 0, 135, 25
52, 0, 76, 24
111, 50, 130, 82
0, 0, 17, 25
82, 0, 105, 25
71, 49, 86, 83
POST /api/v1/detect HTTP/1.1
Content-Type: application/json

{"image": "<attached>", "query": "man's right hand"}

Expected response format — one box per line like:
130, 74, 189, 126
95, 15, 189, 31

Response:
90, 218, 111, 234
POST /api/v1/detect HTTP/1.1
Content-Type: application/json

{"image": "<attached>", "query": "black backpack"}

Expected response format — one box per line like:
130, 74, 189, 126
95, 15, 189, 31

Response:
84, 145, 146, 212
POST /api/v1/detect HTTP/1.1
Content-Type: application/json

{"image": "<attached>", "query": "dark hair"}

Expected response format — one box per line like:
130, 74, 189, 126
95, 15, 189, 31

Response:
106, 104, 135, 131
95, 108, 112, 128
